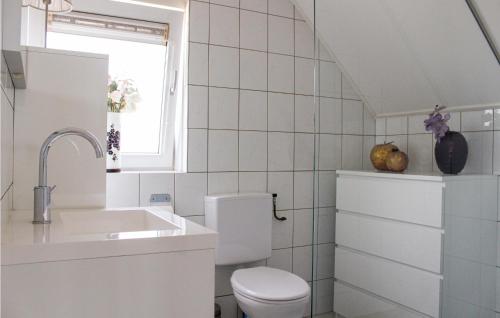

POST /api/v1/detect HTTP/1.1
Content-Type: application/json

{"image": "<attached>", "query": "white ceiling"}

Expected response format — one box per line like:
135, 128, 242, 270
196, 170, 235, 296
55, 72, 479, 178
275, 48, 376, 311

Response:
293, 0, 500, 116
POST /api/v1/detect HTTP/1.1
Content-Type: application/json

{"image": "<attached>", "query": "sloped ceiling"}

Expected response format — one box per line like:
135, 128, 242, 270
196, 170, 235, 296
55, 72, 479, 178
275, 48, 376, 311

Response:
293, 0, 500, 116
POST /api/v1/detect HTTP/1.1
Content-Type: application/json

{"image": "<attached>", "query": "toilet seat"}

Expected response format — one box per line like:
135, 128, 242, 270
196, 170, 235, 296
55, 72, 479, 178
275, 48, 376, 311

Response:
231, 267, 310, 302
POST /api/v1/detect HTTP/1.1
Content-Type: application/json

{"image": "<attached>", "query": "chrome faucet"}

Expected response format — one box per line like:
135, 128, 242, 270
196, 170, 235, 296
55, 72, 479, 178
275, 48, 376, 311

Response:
33, 128, 104, 224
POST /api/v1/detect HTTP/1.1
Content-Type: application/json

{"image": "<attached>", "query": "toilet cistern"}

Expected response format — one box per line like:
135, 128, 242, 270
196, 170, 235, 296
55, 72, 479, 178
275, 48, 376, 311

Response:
33, 128, 104, 224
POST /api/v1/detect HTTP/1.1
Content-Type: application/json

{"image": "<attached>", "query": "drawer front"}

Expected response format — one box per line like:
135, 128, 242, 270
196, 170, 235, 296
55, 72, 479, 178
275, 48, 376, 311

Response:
335, 247, 442, 317
336, 211, 443, 273
337, 175, 443, 227
334, 281, 428, 318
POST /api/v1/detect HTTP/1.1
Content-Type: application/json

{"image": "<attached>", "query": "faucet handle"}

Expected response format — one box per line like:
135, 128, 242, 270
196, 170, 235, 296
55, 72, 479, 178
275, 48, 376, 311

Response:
50, 185, 56, 192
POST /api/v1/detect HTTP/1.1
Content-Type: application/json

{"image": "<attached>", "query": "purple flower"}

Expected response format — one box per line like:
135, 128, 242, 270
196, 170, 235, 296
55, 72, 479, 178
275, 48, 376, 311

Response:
424, 105, 450, 142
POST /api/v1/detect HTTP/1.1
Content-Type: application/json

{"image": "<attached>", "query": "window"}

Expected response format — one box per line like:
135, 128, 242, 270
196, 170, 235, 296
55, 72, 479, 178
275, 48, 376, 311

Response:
46, 12, 178, 170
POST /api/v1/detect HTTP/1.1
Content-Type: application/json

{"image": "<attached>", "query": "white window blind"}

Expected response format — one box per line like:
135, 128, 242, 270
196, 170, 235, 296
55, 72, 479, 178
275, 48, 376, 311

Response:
48, 11, 169, 45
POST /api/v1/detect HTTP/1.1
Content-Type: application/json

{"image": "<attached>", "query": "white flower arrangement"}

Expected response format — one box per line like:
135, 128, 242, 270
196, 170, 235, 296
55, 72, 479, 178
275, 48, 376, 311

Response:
107, 77, 141, 113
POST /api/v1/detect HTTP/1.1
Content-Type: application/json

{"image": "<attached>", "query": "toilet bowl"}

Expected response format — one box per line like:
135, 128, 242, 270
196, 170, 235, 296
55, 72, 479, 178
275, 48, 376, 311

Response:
231, 266, 310, 318
205, 193, 310, 317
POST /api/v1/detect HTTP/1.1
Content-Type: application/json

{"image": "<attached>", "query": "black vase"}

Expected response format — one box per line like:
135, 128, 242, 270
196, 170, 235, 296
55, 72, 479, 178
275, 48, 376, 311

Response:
434, 131, 468, 174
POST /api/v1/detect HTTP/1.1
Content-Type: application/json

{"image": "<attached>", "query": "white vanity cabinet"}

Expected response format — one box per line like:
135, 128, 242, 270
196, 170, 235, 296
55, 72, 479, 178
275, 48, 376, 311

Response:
334, 170, 498, 318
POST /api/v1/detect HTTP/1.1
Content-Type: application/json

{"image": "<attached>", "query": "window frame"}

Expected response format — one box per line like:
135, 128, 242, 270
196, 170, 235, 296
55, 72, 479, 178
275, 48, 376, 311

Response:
46, 11, 179, 171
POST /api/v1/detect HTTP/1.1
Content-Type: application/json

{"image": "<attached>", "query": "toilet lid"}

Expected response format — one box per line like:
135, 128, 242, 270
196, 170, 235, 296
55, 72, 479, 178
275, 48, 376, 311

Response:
231, 267, 310, 302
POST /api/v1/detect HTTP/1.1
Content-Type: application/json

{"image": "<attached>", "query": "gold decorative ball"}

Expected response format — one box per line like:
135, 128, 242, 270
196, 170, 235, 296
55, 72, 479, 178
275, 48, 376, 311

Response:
386, 151, 409, 172
370, 143, 399, 171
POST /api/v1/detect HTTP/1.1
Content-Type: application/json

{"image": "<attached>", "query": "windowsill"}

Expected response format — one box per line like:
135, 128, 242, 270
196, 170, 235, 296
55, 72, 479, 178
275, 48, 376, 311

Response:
107, 169, 176, 174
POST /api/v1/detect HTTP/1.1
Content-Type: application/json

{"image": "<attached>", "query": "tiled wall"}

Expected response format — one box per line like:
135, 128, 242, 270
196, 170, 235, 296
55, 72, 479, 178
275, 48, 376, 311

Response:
375, 109, 500, 174
1, 53, 15, 224
107, 0, 376, 316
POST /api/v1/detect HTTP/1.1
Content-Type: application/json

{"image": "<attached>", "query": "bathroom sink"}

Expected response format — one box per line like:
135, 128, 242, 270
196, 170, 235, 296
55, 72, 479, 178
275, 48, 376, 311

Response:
59, 209, 180, 235
2, 206, 217, 265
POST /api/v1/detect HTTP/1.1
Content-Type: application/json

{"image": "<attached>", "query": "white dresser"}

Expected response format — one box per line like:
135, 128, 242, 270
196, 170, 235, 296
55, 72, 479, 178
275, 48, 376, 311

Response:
334, 170, 498, 318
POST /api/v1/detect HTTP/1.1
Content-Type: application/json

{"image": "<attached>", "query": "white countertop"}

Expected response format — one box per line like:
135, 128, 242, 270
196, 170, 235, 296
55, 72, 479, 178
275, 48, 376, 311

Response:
2, 206, 216, 266
336, 170, 496, 181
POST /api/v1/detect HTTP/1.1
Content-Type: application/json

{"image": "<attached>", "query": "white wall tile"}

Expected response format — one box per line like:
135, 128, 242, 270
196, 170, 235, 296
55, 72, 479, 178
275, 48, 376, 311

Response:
320, 97, 342, 134
494, 108, 500, 130
448, 112, 461, 132
364, 108, 376, 135
293, 245, 313, 282
462, 131, 493, 174
342, 74, 360, 100
319, 134, 342, 171
210, 0, 238, 7
493, 132, 500, 173
188, 85, 208, 128
314, 278, 334, 315
268, 132, 294, 171
293, 209, 313, 246
188, 42, 208, 85
319, 42, 333, 62
462, 109, 494, 132
139, 173, 175, 207
189, 1, 209, 43
319, 61, 342, 98
315, 244, 334, 280
407, 134, 433, 172
240, 49, 267, 91
342, 100, 363, 135
1, 93, 13, 196
268, 53, 294, 93
208, 172, 238, 194
208, 130, 238, 172
294, 171, 314, 209
185, 215, 205, 226
240, 9, 267, 51
386, 116, 408, 135
341, 135, 363, 170
239, 131, 267, 171
240, 0, 267, 13
239, 90, 267, 131
268, 248, 293, 272
272, 210, 294, 249
318, 171, 336, 207
215, 265, 235, 297
268, 172, 293, 210
268, 15, 294, 55
294, 20, 314, 59
408, 114, 430, 134
174, 173, 207, 216
268, 0, 294, 18
209, 4, 239, 47
362, 136, 376, 170
209, 45, 239, 88
209, 87, 239, 129
376, 117, 386, 136
239, 172, 267, 192
295, 95, 315, 133
295, 57, 315, 96
295, 133, 315, 171
188, 129, 208, 172
317, 207, 335, 244
268, 92, 294, 132
106, 173, 139, 208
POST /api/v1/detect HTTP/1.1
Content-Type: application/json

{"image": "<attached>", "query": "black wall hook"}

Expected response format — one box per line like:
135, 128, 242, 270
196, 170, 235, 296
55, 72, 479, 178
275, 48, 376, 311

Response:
272, 193, 287, 221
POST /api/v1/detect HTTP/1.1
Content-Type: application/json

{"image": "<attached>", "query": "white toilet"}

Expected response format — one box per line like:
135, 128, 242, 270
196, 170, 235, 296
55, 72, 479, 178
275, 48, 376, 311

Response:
205, 193, 310, 318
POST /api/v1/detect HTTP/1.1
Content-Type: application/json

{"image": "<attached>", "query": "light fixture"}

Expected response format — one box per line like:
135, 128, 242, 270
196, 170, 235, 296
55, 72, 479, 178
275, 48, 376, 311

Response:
22, 0, 73, 13
22, 0, 73, 47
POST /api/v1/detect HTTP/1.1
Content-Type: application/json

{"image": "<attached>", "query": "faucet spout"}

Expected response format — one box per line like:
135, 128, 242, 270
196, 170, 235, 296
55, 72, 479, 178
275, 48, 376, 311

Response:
34, 128, 104, 224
